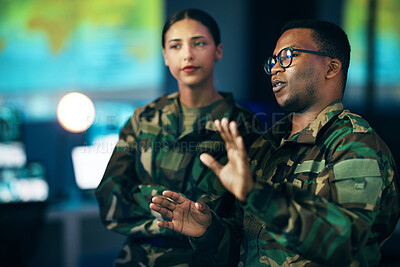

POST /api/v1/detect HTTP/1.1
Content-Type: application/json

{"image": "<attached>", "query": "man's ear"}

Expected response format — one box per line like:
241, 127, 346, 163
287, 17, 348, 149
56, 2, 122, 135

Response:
163, 49, 169, 66
326, 58, 342, 79
215, 43, 223, 61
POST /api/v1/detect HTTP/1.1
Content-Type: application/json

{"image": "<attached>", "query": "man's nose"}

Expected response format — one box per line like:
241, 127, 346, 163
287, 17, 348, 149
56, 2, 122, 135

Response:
270, 61, 284, 75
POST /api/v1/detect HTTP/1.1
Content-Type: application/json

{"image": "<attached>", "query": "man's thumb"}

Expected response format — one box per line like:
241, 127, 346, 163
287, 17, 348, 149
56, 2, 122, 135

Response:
195, 202, 209, 213
200, 153, 222, 176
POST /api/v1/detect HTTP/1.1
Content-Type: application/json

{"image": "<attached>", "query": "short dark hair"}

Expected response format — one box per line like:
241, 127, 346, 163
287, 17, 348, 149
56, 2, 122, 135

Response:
162, 8, 221, 48
281, 19, 351, 90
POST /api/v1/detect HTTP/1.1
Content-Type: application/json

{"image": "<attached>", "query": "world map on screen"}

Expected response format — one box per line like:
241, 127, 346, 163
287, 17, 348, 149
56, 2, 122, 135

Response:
0, 0, 163, 94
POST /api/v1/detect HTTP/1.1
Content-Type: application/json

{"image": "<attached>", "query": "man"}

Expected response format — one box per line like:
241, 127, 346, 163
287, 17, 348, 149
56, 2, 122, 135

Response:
150, 19, 400, 266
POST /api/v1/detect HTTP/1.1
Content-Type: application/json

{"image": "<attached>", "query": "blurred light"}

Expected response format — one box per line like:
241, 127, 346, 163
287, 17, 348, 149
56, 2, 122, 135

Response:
72, 134, 118, 190
0, 142, 26, 168
57, 92, 95, 133
0, 162, 48, 203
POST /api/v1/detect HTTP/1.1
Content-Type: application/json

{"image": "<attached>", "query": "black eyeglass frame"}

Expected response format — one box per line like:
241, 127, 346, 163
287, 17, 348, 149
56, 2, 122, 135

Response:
263, 47, 334, 75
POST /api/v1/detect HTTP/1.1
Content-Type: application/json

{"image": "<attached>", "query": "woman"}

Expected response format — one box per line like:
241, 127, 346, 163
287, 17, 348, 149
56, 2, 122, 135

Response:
95, 8, 259, 267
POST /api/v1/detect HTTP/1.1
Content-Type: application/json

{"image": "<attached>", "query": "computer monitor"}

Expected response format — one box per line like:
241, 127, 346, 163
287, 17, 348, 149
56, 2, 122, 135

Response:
71, 134, 118, 190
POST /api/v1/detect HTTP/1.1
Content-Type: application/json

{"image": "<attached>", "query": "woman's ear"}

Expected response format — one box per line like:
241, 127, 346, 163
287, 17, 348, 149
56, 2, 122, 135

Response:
163, 49, 169, 66
215, 43, 223, 61
326, 58, 342, 79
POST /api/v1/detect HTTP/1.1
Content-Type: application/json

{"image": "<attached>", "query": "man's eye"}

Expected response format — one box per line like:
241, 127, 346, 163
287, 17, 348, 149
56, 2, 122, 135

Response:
195, 42, 206, 47
292, 53, 300, 57
170, 44, 181, 49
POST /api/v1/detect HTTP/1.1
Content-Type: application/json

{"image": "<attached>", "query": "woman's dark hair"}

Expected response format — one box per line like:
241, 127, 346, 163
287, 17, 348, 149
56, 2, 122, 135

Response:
162, 8, 220, 48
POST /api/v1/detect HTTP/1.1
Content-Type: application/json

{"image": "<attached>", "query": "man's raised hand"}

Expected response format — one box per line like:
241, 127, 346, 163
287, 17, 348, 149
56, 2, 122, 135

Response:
199, 118, 254, 202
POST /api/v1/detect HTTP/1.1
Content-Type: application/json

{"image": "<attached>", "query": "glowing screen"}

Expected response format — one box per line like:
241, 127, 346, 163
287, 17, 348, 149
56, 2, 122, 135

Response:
343, 0, 400, 111
0, 0, 163, 95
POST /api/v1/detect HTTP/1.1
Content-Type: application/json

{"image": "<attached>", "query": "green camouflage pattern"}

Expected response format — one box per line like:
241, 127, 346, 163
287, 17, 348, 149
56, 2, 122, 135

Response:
240, 101, 400, 266
95, 92, 260, 266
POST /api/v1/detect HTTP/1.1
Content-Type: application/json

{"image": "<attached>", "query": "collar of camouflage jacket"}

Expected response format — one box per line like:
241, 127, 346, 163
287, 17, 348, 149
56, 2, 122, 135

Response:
161, 91, 236, 135
266, 101, 345, 145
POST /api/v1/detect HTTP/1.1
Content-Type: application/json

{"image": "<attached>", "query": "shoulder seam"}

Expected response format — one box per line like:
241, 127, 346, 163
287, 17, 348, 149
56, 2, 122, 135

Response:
338, 110, 371, 133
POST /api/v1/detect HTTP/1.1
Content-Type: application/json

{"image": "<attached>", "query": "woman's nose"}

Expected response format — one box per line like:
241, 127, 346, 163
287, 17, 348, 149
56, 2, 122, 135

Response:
183, 45, 194, 62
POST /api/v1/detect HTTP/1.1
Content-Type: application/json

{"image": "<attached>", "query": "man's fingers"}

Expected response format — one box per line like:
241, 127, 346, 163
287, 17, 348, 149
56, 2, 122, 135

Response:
215, 119, 228, 143
215, 119, 231, 144
229, 121, 239, 137
157, 220, 174, 231
220, 118, 234, 143
214, 119, 221, 131
216, 119, 241, 150
149, 203, 173, 219
236, 136, 246, 155
162, 190, 183, 203
200, 153, 223, 177
152, 196, 176, 211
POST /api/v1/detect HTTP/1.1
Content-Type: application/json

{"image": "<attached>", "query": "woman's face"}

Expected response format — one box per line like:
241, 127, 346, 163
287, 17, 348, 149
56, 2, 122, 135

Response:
163, 18, 222, 89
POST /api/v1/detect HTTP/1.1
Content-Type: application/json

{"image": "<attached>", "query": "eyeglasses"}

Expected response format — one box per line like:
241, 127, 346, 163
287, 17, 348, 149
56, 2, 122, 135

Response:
263, 47, 334, 75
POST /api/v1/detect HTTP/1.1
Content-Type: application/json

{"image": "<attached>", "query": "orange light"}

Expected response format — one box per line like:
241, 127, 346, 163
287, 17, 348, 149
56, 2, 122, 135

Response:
57, 92, 95, 133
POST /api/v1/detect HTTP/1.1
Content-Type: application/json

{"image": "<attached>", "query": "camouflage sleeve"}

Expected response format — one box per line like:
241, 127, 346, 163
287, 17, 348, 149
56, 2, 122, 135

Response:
189, 199, 244, 266
95, 113, 173, 238
188, 107, 261, 266
243, 131, 399, 266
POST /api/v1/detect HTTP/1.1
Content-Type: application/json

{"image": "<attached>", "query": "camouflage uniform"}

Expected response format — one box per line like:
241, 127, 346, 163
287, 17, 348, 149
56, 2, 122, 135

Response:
95, 92, 260, 267
194, 101, 399, 266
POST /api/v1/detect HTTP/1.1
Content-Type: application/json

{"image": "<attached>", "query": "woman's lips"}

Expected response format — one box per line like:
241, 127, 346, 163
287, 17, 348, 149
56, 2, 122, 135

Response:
182, 66, 199, 73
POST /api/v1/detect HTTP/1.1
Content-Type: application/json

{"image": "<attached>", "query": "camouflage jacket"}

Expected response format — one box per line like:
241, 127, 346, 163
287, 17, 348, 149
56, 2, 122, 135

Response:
95, 92, 260, 266
197, 101, 399, 266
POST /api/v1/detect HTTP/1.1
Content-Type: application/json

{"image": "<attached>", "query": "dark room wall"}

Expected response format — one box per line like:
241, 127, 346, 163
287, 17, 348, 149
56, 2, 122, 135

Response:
164, 0, 251, 101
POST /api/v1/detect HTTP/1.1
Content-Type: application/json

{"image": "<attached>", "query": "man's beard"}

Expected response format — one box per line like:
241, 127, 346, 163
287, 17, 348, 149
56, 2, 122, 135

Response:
280, 68, 318, 113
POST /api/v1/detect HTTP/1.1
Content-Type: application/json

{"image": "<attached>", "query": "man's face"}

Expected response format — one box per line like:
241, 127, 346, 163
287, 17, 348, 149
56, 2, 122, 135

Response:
270, 28, 328, 113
